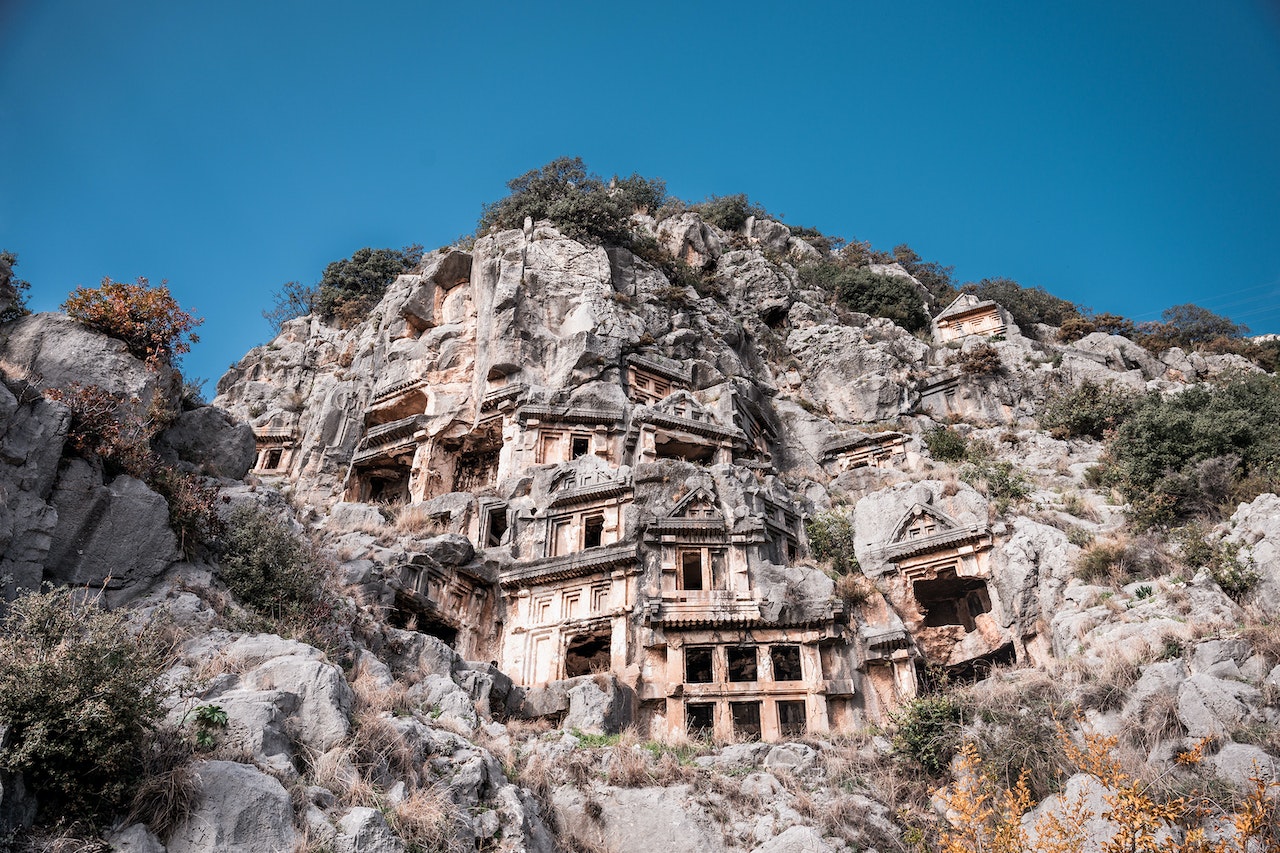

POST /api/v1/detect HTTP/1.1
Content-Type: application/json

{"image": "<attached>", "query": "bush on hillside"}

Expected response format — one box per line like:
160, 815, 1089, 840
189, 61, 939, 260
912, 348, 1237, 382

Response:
263, 280, 318, 333
315, 245, 424, 327
689, 193, 771, 232
889, 694, 964, 775
43, 383, 222, 553
0, 250, 32, 322
892, 243, 957, 305
62, 276, 202, 366
217, 504, 328, 623
0, 587, 167, 822
947, 342, 1003, 376
799, 261, 929, 333
1038, 380, 1138, 440
924, 426, 968, 462
1137, 303, 1248, 350
1103, 374, 1280, 527
963, 277, 1080, 337
478, 157, 666, 247
1057, 311, 1137, 343
805, 511, 859, 574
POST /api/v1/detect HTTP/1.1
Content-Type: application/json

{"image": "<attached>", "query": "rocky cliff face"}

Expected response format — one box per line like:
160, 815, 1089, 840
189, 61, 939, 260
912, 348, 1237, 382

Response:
2, 209, 1278, 851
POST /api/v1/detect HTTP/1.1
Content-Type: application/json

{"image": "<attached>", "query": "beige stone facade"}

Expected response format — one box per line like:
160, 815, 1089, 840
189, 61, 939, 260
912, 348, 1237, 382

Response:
932, 293, 1008, 343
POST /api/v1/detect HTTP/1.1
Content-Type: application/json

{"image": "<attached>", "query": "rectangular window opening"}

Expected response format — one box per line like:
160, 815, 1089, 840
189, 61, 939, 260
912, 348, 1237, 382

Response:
730, 701, 762, 740
264, 448, 283, 470
680, 551, 704, 591
685, 646, 714, 683
583, 514, 604, 549
686, 702, 715, 736
771, 645, 803, 682
485, 505, 508, 547
777, 700, 806, 738
571, 435, 590, 459
727, 646, 757, 682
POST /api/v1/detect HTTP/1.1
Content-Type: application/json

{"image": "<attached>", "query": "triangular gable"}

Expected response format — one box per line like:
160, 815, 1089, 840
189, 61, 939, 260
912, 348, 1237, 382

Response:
891, 503, 958, 543
654, 391, 718, 424
935, 293, 984, 320
670, 486, 723, 519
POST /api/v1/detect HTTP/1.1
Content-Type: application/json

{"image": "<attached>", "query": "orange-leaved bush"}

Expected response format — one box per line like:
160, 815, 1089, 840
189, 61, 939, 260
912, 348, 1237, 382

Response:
62, 276, 202, 366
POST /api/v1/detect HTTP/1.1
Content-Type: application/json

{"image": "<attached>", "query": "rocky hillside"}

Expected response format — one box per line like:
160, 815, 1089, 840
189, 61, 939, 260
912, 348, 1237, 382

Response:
1, 197, 1278, 851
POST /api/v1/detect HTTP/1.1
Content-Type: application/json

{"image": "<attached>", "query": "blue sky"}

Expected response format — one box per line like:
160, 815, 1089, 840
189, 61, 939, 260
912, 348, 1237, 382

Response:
3, 1, 1279, 388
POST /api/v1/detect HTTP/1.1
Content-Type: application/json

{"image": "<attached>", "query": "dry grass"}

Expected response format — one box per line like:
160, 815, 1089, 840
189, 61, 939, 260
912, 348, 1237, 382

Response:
349, 659, 413, 717
127, 728, 199, 841
393, 504, 447, 536
1075, 652, 1142, 712
1239, 607, 1280, 664
387, 785, 466, 853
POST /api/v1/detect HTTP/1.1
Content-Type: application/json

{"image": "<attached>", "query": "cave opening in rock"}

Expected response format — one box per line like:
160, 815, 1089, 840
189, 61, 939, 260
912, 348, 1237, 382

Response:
913, 569, 991, 631
564, 629, 611, 678
654, 434, 716, 463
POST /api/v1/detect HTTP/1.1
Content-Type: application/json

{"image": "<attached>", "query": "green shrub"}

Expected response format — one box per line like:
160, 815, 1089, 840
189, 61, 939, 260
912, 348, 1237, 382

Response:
805, 511, 859, 574
1103, 375, 1280, 527
963, 278, 1080, 338
799, 261, 929, 332
924, 427, 968, 462
479, 157, 666, 249
0, 250, 32, 322
1136, 303, 1248, 351
960, 460, 1031, 512
217, 504, 327, 623
1038, 380, 1138, 440
889, 694, 963, 775
892, 243, 957, 306
263, 280, 318, 333
690, 193, 770, 232
0, 587, 166, 822
314, 245, 423, 326
1176, 528, 1259, 599
1057, 312, 1136, 343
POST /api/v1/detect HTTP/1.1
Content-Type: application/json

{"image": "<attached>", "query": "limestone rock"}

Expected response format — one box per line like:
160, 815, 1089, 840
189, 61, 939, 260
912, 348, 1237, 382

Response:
334, 807, 406, 853
44, 459, 181, 601
155, 405, 256, 479
167, 760, 297, 853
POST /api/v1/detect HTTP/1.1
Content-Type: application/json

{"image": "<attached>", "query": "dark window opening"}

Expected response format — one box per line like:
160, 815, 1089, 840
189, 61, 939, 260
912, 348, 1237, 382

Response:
485, 505, 508, 547
686, 703, 714, 735
583, 515, 604, 549
730, 702, 761, 740
727, 646, 757, 682
945, 642, 1017, 684
571, 435, 590, 459
771, 645, 802, 682
564, 631, 612, 678
685, 646, 714, 683
777, 700, 806, 738
914, 570, 992, 631
680, 551, 703, 590
264, 448, 283, 469
654, 435, 716, 463
366, 468, 410, 505
453, 448, 500, 493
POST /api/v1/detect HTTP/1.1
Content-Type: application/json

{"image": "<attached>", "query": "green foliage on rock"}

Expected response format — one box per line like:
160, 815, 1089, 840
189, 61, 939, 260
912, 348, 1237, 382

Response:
217, 503, 326, 621
799, 261, 929, 333
892, 243, 957, 305
889, 694, 963, 775
924, 426, 968, 462
689, 193, 770, 232
0, 250, 32, 322
1103, 375, 1280, 527
805, 511, 859, 574
478, 157, 666, 247
1039, 380, 1139, 440
315, 245, 424, 327
0, 587, 166, 822
964, 277, 1080, 337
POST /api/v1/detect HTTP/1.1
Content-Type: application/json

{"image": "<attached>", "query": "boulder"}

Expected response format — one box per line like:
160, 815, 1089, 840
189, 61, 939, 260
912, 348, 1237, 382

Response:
751, 825, 836, 853
334, 807, 406, 853
0, 313, 180, 415
564, 674, 633, 735
167, 760, 296, 853
155, 406, 256, 479
44, 459, 180, 601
